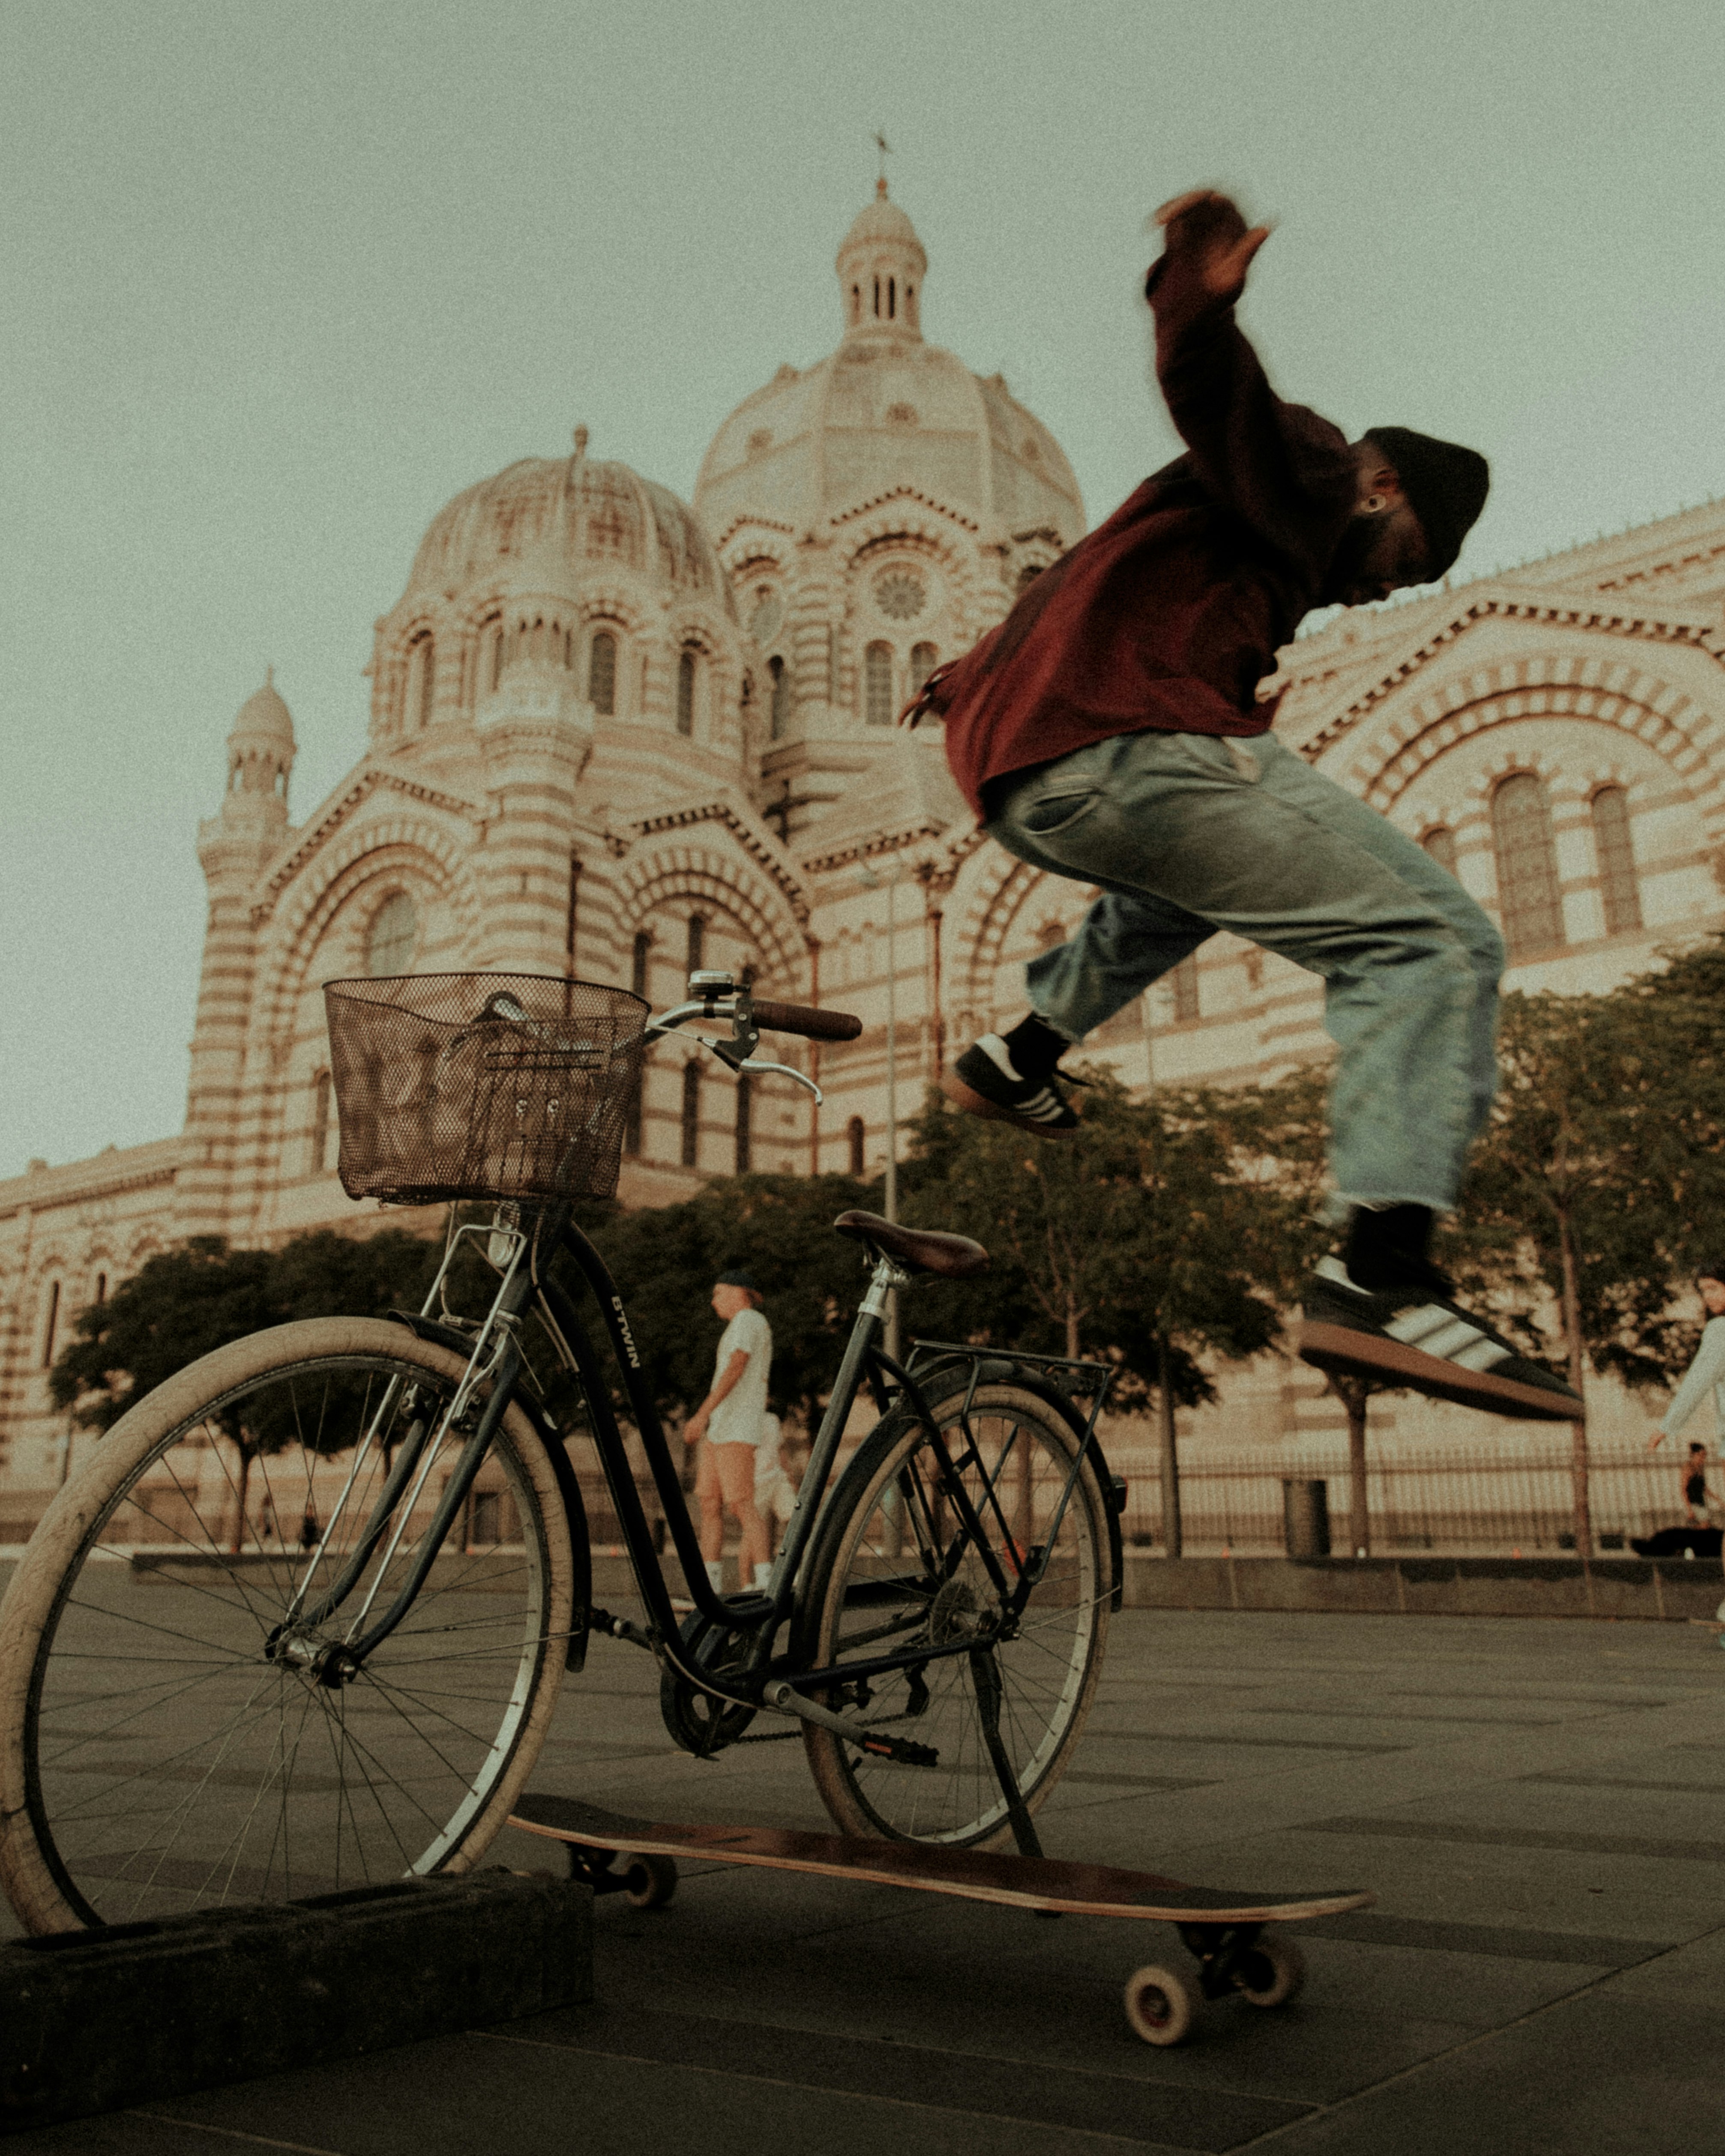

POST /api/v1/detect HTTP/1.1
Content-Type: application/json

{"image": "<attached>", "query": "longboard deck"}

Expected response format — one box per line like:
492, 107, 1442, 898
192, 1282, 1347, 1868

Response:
510, 1794, 1373, 1926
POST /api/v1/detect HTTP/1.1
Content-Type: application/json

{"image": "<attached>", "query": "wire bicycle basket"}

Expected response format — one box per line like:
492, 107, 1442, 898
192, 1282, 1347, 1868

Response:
323, 973, 648, 1205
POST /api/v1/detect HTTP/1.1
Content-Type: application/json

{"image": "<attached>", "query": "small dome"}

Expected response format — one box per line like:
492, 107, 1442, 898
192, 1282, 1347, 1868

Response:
837, 179, 926, 263
403, 450, 732, 615
231, 669, 294, 743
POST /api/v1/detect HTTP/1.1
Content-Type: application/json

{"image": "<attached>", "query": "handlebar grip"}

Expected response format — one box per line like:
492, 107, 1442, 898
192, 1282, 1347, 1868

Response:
750, 999, 862, 1043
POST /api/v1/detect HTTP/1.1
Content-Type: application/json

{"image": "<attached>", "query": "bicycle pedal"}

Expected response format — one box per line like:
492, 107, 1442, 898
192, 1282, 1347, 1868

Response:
857, 1731, 939, 1768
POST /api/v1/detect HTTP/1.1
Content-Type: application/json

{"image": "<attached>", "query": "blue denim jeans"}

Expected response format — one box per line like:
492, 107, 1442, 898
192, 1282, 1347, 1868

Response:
984, 730, 1504, 1214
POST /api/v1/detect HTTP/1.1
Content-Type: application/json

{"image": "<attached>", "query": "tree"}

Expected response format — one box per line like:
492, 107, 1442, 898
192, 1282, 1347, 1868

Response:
581, 1172, 874, 1428
1446, 970, 1725, 1552
898, 1078, 1291, 1555
51, 1228, 451, 1549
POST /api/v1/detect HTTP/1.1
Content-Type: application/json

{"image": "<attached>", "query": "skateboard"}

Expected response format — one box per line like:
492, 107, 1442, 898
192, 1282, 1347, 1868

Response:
509, 1792, 1374, 2047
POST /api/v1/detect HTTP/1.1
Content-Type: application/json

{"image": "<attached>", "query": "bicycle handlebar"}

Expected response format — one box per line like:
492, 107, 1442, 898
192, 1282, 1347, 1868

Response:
750, 999, 862, 1043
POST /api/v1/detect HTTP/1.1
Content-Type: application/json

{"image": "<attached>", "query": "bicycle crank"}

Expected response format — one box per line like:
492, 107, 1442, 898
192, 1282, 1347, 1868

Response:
763, 1681, 940, 1767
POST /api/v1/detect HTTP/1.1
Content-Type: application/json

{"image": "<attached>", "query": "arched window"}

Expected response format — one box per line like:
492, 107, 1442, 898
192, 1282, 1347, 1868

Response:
487, 621, 504, 692
41, 1280, 60, 1369
588, 630, 617, 715
910, 642, 939, 693
367, 892, 418, 978
1169, 955, 1200, 1024
676, 648, 697, 736
407, 635, 434, 730
851, 282, 861, 323
1590, 785, 1642, 935
311, 1070, 332, 1174
563, 626, 573, 670
681, 1062, 701, 1168
565, 852, 581, 964
1016, 562, 1045, 593
1421, 826, 1458, 876
631, 930, 652, 999
734, 1072, 752, 1174
847, 1115, 866, 1178
94, 1271, 107, 1306
686, 914, 707, 977
873, 274, 881, 317
887, 275, 896, 319
768, 655, 791, 741
864, 642, 894, 726
1491, 773, 1565, 958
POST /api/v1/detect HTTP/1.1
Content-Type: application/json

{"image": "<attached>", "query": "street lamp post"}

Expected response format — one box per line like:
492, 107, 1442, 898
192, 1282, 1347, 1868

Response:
856, 849, 906, 1360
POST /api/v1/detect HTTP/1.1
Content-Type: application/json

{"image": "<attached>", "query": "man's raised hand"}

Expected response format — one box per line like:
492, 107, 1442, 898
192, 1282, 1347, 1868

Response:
1153, 188, 1270, 302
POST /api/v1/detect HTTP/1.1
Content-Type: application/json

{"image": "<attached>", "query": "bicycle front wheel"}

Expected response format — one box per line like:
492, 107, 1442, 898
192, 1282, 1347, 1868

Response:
794, 1382, 1111, 1847
0, 1318, 573, 1933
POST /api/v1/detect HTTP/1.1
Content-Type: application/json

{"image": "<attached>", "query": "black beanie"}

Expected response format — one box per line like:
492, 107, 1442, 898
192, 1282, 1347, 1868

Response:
1364, 427, 1490, 580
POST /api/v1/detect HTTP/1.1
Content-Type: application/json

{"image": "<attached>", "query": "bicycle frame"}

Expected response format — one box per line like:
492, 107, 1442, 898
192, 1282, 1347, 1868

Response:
317, 1188, 1116, 1728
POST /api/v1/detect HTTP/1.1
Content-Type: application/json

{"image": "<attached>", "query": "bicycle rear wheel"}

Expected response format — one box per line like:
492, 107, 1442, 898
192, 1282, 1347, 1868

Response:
794, 1382, 1110, 1847
0, 1318, 572, 1933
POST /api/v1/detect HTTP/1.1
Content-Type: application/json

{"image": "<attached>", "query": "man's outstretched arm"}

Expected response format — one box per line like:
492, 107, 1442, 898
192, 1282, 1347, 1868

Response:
1147, 189, 1355, 559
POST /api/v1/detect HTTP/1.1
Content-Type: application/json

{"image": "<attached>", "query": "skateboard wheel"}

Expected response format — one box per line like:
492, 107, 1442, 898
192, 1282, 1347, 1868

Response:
619, 1852, 679, 1910
1234, 1929, 1306, 2008
1123, 1965, 1197, 2047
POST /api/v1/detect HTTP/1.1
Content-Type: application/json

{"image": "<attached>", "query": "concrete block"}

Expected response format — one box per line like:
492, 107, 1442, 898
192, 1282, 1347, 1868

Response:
1243, 1559, 1402, 1615
1, 1868, 591, 2137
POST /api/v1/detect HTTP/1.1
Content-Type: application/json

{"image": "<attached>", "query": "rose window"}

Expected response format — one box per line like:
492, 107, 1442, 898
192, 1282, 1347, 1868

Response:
873, 570, 927, 621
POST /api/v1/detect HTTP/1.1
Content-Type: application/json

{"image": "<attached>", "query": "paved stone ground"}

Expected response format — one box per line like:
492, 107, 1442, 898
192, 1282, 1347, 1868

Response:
13, 1606, 1725, 2153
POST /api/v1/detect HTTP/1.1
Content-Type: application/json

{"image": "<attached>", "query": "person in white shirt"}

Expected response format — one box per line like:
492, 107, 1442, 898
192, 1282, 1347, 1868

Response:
754, 1412, 798, 1565
683, 1268, 774, 1594
1647, 1272, 1725, 1457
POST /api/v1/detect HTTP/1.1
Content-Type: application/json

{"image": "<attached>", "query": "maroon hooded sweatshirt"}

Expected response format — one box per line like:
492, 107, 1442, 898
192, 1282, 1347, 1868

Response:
927, 239, 1362, 819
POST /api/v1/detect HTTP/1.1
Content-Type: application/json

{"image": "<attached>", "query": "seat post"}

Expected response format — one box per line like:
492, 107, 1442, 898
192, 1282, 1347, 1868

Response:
767, 1253, 905, 1598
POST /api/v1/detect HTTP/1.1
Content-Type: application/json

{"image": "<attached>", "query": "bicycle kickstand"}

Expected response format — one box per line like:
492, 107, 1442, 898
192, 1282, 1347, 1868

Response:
968, 1645, 1045, 1864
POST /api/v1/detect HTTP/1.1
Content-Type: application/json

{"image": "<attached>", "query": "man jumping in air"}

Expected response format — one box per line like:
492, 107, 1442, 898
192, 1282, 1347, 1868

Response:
914, 188, 1581, 1422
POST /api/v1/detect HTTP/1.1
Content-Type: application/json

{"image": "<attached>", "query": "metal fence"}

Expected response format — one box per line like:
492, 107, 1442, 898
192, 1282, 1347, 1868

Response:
1110, 1442, 1712, 1558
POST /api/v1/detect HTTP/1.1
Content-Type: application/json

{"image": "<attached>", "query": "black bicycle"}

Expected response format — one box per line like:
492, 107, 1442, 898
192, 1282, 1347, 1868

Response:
0, 970, 1123, 1933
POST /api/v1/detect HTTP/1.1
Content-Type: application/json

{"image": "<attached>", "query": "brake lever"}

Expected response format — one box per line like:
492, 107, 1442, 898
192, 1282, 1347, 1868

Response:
740, 1055, 822, 1104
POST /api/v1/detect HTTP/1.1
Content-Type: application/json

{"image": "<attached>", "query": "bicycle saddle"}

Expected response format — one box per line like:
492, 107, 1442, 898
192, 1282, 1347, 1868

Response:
832, 1210, 990, 1280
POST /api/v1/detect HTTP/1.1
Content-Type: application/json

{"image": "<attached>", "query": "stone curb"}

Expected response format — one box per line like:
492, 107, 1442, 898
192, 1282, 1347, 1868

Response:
1, 1868, 591, 2136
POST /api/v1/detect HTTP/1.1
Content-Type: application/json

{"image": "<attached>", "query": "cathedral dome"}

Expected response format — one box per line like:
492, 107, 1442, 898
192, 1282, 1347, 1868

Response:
694, 187, 1082, 550
404, 445, 732, 614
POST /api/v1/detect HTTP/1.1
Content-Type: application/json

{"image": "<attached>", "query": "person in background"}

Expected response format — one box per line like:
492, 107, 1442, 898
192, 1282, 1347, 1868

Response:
754, 1410, 799, 1571
683, 1268, 774, 1594
1647, 1271, 1725, 1473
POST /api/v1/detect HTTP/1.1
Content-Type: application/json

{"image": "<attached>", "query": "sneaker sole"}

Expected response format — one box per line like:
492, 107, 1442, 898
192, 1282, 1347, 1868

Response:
939, 1069, 1072, 1140
1298, 1320, 1583, 1423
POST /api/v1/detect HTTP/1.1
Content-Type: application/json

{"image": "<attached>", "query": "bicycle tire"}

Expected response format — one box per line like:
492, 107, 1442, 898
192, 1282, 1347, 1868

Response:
793, 1381, 1109, 1847
0, 1317, 573, 1933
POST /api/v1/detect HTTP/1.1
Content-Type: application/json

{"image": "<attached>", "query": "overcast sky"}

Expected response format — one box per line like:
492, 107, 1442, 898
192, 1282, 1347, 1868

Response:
4, 0, 1722, 1177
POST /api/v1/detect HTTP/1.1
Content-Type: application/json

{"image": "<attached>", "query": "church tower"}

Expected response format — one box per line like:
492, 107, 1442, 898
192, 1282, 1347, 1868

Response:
180, 675, 297, 1233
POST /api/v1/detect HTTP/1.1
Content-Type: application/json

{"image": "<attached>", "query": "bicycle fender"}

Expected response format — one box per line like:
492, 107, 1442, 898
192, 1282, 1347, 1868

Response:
386, 1309, 593, 1669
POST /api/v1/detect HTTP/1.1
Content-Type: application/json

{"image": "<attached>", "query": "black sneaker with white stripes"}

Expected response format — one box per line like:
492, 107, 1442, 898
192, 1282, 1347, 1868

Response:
1299, 1257, 1583, 1421
941, 1033, 1080, 1138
